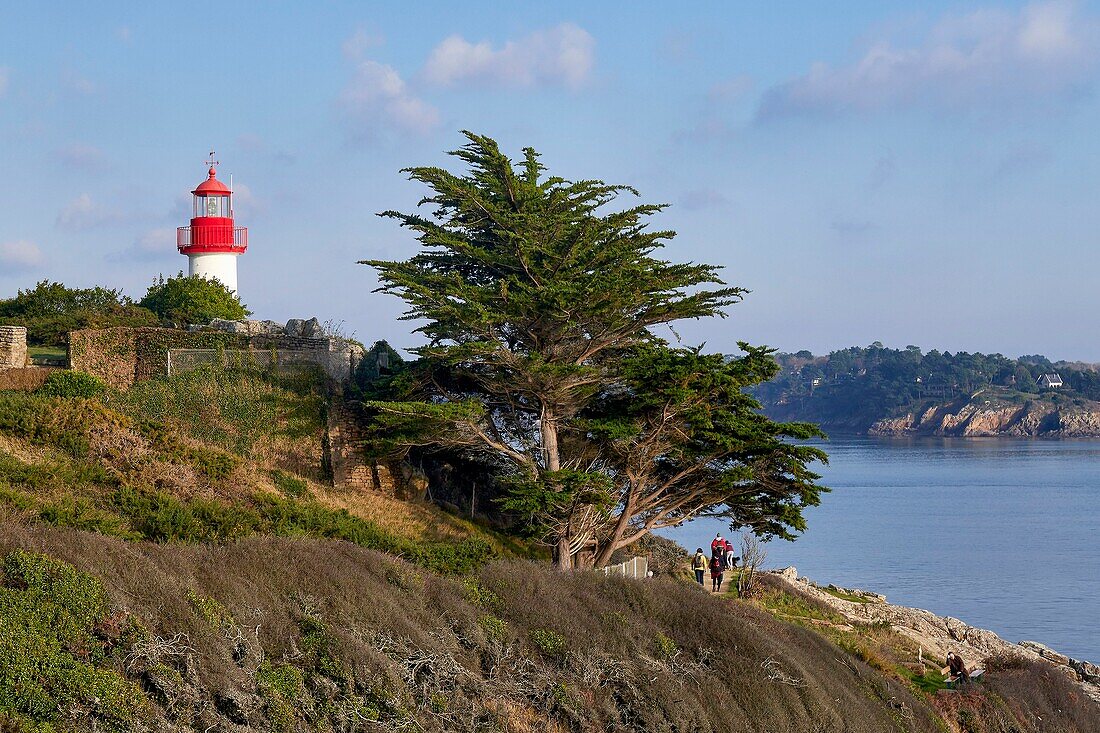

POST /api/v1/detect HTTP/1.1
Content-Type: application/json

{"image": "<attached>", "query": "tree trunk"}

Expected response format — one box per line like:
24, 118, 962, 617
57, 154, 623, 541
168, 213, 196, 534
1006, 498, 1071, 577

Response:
555, 535, 573, 570
540, 409, 560, 472
543, 407, 572, 570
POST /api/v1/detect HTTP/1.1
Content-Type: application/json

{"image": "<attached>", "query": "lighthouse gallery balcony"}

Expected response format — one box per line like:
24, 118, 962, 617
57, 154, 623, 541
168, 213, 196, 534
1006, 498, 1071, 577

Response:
177, 225, 248, 253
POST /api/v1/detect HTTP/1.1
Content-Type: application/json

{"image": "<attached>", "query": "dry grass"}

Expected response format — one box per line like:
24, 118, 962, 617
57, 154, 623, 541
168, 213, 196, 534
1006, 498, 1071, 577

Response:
0, 518, 954, 733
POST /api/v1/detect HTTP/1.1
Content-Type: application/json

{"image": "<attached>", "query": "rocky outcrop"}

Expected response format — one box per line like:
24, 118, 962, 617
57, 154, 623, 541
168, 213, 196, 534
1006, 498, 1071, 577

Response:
771, 567, 1100, 703
869, 395, 1100, 437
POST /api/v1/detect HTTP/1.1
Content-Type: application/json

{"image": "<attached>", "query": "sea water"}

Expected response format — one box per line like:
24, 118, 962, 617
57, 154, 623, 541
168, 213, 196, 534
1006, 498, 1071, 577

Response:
661, 436, 1100, 661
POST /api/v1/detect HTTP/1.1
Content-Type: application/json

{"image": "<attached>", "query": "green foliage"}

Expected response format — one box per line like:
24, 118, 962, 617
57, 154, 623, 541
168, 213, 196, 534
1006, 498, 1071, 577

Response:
910, 669, 948, 694
117, 365, 325, 457
0, 280, 156, 347
755, 343, 1100, 425
653, 631, 677, 661
185, 590, 234, 630
361, 132, 824, 566
36, 370, 106, 399
0, 551, 145, 730
256, 661, 305, 732
138, 272, 249, 328
528, 628, 567, 662
461, 577, 503, 611
479, 614, 508, 643
270, 469, 309, 498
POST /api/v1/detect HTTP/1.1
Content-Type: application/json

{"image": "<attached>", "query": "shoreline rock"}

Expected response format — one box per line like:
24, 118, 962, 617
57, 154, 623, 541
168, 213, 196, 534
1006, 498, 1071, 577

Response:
769, 566, 1100, 702
868, 398, 1100, 437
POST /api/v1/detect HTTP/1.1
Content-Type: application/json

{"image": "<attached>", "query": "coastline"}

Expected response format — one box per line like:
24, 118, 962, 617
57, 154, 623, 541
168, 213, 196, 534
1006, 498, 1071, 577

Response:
769, 567, 1100, 703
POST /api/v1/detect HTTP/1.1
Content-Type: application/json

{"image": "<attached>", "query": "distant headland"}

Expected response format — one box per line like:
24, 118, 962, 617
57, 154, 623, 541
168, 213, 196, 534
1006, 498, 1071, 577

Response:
754, 343, 1100, 437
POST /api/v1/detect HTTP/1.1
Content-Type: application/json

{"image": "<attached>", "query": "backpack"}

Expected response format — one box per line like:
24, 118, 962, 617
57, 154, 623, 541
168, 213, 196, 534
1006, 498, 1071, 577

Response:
710, 556, 723, 573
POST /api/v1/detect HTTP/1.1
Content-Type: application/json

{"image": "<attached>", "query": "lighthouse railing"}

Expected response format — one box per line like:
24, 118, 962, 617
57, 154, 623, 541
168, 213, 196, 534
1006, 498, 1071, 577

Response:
177, 226, 248, 252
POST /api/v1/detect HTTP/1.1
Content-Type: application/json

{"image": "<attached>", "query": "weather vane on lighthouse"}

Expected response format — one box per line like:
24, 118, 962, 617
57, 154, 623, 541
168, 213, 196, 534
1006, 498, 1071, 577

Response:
175, 152, 248, 294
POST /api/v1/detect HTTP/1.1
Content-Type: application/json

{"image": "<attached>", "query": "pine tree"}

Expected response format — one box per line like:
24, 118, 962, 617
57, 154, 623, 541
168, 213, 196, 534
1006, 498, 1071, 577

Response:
362, 132, 826, 568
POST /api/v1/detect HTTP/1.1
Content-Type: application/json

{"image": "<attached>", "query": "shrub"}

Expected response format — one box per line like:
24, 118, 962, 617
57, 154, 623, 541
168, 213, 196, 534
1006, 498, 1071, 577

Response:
0, 551, 145, 730
139, 273, 249, 328
271, 470, 308, 498
479, 614, 508, 643
256, 661, 305, 732
0, 280, 156, 348
36, 371, 106, 399
653, 631, 677, 661
529, 628, 567, 662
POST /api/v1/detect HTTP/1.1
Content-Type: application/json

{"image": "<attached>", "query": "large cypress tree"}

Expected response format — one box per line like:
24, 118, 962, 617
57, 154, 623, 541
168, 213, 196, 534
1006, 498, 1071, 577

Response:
362, 132, 825, 569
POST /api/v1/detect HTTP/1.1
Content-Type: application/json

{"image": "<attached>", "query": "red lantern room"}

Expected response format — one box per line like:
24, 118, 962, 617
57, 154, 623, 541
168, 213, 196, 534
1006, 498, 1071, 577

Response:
176, 152, 248, 256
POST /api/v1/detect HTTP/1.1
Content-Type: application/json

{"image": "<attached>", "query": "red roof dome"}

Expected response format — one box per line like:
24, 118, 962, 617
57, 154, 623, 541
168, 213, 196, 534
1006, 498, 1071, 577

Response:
192, 166, 231, 196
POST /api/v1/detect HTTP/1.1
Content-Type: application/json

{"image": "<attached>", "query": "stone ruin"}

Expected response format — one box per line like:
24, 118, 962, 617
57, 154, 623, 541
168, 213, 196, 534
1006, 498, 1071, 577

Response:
0, 326, 27, 369
189, 316, 325, 338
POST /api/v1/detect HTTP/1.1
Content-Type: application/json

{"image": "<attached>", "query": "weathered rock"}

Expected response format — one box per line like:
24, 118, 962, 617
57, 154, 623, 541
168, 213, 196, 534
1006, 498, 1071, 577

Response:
254, 319, 284, 335
284, 318, 305, 337
769, 571, 1100, 703
1021, 640, 1071, 666
1071, 659, 1100, 683
301, 317, 323, 338
208, 318, 249, 334
775, 566, 798, 582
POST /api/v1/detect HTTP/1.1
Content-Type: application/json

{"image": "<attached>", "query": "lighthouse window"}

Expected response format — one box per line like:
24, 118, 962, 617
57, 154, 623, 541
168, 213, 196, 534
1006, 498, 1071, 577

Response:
195, 195, 230, 217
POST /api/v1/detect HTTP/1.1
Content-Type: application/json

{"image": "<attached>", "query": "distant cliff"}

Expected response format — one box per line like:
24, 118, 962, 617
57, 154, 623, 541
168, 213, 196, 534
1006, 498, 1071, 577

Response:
868, 394, 1100, 437
753, 344, 1100, 437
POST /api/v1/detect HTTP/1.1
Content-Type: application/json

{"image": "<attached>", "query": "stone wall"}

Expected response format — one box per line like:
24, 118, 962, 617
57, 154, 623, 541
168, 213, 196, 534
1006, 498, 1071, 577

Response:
325, 400, 399, 494
0, 326, 27, 369
69, 327, 362, 390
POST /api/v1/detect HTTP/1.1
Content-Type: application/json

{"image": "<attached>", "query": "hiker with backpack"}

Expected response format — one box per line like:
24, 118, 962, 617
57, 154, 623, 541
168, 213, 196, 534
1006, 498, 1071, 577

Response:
691, 548, 708, 586
710, 553, 725, 592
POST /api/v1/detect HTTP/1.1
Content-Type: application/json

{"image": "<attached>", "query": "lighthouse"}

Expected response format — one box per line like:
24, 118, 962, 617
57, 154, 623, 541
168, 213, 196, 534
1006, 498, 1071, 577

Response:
176, 152, 247, 293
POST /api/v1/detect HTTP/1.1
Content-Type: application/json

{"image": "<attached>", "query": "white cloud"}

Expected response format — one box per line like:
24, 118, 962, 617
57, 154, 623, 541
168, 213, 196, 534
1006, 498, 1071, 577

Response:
229, 182, 265, 218
0, 240, 44, 270
56, 193, 126, 231
338, 59, 440, 138
422, 23, 594, 89
115, 26, 132, 43
57, 143, 108, 172
342, 28, 383, 60
758, 0, 1099, 118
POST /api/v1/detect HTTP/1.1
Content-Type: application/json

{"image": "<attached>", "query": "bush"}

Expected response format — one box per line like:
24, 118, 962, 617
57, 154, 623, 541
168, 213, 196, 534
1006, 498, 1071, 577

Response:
0, 280, 156, 348
139, 273, 249, 328
37, 370, 106, 399
0, 551, 145, 730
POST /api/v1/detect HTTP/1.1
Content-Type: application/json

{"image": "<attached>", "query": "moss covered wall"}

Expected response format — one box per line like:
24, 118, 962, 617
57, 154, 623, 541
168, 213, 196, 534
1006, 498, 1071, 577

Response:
69, 327, 360, 390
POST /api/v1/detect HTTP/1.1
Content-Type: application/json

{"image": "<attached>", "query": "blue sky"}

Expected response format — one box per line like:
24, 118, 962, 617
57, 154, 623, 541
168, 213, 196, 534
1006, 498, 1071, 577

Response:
3, 1, 1100, 359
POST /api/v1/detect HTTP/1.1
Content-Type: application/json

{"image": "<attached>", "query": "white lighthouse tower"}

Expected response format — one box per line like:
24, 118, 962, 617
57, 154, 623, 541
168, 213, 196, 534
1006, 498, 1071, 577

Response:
176, 152, 248, 293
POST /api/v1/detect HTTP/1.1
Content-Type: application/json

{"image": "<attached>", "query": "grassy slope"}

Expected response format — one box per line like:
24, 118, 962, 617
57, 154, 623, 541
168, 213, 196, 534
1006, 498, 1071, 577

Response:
0, 521, 949, 733
0, 368, 513, 571
727, 574, 1098, 733
0, 370, 1096, 731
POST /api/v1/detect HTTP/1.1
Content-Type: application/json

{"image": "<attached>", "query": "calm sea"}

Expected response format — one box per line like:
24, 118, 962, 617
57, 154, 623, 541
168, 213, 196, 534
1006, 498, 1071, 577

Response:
661, 436, 1100, 662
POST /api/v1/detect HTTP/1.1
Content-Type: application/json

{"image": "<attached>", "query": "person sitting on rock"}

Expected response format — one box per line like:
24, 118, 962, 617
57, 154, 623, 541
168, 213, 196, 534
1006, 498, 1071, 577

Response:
946, 652, 970, 682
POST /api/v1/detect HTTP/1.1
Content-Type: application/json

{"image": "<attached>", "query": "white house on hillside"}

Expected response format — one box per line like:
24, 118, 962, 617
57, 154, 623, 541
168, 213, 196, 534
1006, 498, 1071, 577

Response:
1037, 373, 1064, 389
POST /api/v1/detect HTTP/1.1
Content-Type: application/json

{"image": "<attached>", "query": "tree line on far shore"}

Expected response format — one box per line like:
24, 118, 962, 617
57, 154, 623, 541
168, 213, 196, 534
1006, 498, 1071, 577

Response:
754, 343, 1100, 426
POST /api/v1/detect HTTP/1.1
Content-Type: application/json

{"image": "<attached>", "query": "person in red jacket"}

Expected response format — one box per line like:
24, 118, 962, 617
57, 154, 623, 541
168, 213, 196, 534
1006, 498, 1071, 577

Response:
711, 533, 726, 561
710, 553, 725, 592
723, 538, 737, 570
